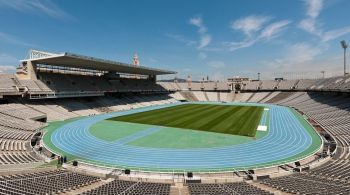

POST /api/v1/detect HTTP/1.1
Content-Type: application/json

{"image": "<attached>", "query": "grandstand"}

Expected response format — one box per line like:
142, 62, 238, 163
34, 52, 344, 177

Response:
0, 49, 350, 194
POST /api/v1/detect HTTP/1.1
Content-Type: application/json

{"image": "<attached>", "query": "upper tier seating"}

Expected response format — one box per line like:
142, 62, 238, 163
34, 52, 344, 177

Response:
295, 79, 317, 90
245, 81, 261, 90
158, 82, 177, 91
216, 82, 230, 90
158, 82, 230, 91
13, 72, 166, 95
278, 80, 298, 90
260, 80, 278, 90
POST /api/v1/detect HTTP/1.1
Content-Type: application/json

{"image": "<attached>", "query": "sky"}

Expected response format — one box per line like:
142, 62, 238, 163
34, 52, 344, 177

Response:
0, 0, 350, 80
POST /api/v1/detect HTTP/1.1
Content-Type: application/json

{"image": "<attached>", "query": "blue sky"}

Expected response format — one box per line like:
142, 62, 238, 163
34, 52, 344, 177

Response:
0, 0, 349, 80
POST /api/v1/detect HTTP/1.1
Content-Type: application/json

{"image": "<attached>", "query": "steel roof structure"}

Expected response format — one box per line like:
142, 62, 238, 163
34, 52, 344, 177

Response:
22, 50, 176, 75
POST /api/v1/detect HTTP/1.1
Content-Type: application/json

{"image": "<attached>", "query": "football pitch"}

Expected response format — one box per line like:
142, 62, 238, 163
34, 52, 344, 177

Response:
109, 104, 263, 137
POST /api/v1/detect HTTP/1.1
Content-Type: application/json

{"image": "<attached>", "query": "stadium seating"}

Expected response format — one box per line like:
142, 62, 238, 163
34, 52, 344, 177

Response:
0, 92, 178, 170
0, 75, 18, 94
158, 81, 230, 91
216, 82, 230, 90
239, 92, 254, 102
0, 111, 41, 165
0, 113, 43, 131
82, 180, 171, 195
218, 92, 227, 101
158, 82, 176, 91
295, 79, 317, 90
261, 173, 350, 194
168, 91, 284, 103
0, 126, 32, 140
12, 72, 166, 96
265, 92, 296, 103
18, 79, 53, 94
179, 91, 198, 101
17, 94, 177, 121
247, 92, 270, 102
0, 169, 100, 195
258, 91, 280, 103
206, 91, 219, 101
192, 91, 207, 101
260, 80, 278, 90
277, 80, 298, 90
244, 81, 261, 90
0, 103, 46, 120
188, 182, 273, 195
3, 70, 350, 194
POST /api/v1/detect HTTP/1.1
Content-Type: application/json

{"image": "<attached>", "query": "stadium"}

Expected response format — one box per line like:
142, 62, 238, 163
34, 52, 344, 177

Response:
1, 0, 350, 194
0, 48, 349, 194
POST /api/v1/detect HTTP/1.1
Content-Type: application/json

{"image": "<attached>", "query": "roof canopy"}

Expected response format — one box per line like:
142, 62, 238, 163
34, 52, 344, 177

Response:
22, 51, 176, 75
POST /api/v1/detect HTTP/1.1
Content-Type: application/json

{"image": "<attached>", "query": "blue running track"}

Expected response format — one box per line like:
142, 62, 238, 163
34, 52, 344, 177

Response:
47, 102, 321, 172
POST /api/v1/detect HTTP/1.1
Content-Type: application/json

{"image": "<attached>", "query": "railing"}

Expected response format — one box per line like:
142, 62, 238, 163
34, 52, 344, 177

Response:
74, 151, 320, 175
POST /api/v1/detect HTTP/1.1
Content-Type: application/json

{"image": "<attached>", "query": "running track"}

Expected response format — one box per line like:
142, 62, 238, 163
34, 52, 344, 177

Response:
47, 102, 321, 172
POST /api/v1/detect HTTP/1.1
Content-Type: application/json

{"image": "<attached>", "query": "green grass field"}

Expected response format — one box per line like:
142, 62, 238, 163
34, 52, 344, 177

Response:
89, 120, 256, 148
109, 104, 263, 137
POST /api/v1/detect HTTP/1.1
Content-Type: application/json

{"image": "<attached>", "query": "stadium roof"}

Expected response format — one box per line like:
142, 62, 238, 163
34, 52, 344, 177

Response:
22, 51, 176, 75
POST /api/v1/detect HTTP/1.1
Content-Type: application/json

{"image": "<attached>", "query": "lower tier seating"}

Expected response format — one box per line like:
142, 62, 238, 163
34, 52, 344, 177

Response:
188, 182, 273, 195
82, 180, 171, 195
0, 169, 100, 195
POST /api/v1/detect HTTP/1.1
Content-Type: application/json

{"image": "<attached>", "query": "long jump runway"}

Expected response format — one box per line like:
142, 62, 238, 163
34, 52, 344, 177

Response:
47, 102, 321, 172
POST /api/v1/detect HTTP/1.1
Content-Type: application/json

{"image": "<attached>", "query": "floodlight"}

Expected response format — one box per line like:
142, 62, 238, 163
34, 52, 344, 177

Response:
341, 40, 348, 49
341, 40, 348, 76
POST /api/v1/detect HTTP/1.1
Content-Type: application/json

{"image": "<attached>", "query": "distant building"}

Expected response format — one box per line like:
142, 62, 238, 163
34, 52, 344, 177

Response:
227, 77, 250, 83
